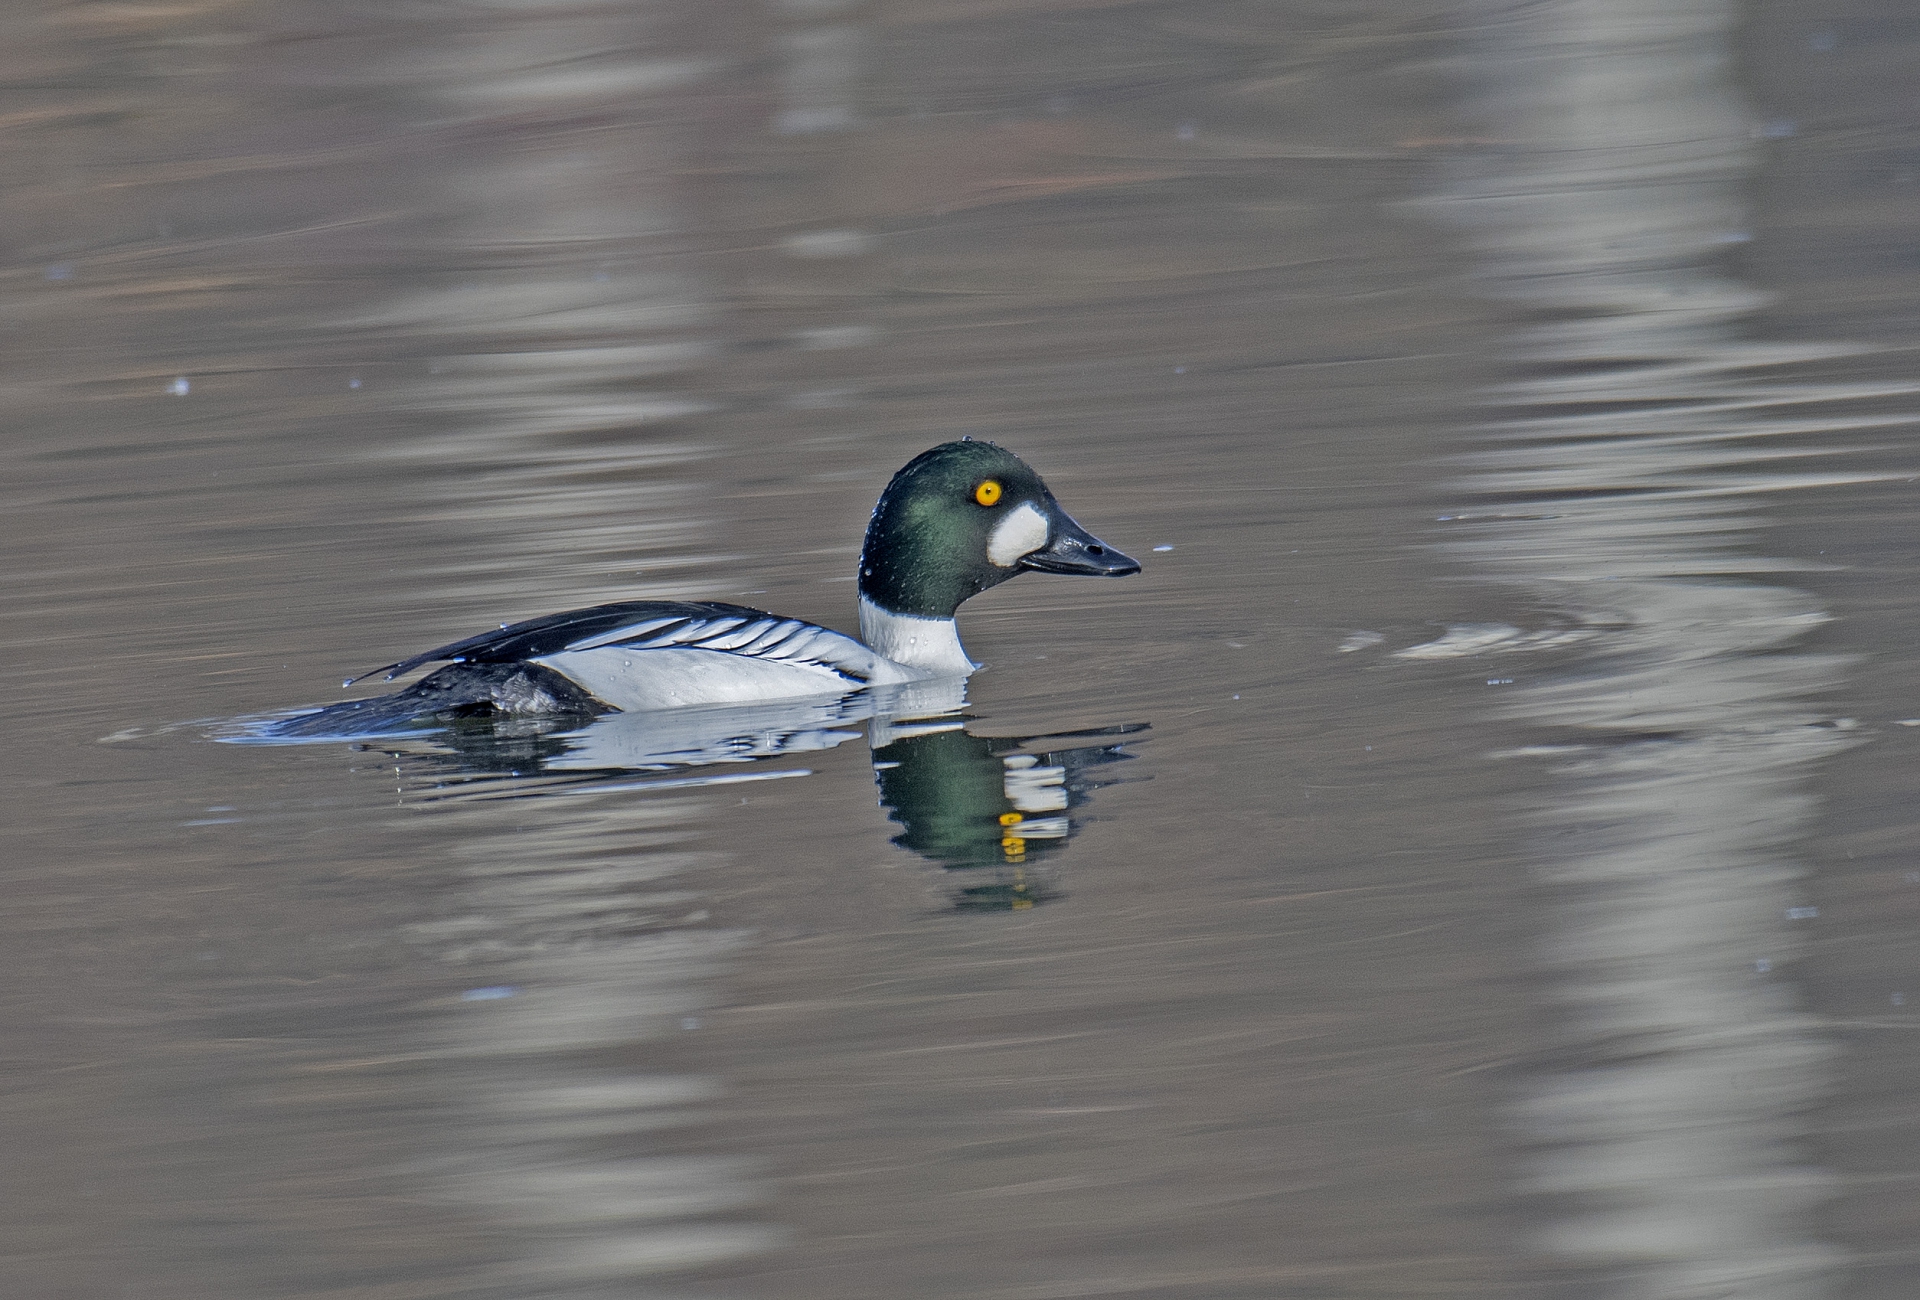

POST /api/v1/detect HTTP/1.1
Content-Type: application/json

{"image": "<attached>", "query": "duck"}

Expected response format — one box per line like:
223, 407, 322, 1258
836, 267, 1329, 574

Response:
267, 440, 1139, 737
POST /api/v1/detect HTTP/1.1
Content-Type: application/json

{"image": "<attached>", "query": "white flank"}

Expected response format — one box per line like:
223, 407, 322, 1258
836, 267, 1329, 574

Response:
535, 646, 855, 710
987, 501, 1050, 567
859, 597, 976, 676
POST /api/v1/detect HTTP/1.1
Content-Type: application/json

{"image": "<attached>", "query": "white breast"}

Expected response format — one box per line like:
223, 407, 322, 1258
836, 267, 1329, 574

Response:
858, 598, 976, 677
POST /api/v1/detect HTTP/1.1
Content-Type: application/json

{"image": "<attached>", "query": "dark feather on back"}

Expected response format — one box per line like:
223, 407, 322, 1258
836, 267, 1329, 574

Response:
357, 601, 776, 683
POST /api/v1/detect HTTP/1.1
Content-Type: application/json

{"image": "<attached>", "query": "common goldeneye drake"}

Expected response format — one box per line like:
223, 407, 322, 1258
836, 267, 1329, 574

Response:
269, 440, 1138, 736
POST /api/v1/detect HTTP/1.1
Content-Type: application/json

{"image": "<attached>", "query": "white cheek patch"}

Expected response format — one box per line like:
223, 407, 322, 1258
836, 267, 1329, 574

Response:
987, 501, 1050, 567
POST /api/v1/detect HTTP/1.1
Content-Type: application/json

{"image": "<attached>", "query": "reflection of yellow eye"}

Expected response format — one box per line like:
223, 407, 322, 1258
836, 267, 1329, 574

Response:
974, 480, 1003, 507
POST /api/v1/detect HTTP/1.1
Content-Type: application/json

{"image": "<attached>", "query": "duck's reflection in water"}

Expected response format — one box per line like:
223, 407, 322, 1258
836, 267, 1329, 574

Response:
258, 687, 1142, 1283
871, 721, 1144, 911
404, 694, 873, 779
348, 688, 1145, 912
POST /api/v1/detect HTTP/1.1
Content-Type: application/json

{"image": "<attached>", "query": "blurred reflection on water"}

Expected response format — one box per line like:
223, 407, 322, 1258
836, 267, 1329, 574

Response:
403, 796, 776, 1288
263, 694, 1146, 1278
1428, 1, 1910, 1294
326, 703, 1144, 916
296, 2, 775, 1285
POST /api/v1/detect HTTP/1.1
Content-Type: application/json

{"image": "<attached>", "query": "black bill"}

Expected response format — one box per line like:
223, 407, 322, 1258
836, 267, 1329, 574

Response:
1017, 509, 1142, 577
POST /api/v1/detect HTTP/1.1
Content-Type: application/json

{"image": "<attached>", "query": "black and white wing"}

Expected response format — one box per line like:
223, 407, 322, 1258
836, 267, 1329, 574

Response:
357, 599, 891, 687
357, 601, 777, 683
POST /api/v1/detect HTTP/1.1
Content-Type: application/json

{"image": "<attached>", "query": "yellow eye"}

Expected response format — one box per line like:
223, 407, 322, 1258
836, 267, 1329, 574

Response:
974, 480, 1003, 507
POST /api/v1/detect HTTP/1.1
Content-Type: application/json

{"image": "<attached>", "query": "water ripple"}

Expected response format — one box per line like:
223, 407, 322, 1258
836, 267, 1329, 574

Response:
1432, 0, 1897, 1293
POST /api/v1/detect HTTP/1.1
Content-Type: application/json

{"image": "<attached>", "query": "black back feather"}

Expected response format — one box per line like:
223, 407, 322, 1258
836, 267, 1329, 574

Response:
356, 600, 776, 683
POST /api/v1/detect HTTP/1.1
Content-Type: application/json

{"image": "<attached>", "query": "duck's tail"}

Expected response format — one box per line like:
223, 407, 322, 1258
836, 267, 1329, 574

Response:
264, 662, 601, 739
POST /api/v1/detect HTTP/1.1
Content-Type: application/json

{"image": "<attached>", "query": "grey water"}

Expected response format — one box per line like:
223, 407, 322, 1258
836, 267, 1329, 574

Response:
7, 2, 1920, 1297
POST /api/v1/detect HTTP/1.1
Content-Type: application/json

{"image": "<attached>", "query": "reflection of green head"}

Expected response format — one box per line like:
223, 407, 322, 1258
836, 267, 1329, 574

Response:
871, 721, 1143, 911
873, 729, 1038, 869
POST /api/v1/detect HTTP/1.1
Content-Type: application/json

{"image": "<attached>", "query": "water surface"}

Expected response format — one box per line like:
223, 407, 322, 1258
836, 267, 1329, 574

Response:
6, 2, 1920, 1297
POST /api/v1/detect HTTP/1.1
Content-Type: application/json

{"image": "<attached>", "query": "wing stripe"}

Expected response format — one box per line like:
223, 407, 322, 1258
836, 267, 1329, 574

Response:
694, 619, 780, 652
741, 621, 807, 656
563, 616, 690, 653
631, 617, 746, 649
351, 600, 782, 683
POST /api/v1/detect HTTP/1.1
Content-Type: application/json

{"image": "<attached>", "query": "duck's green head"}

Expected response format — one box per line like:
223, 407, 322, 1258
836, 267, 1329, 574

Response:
858, 440, 1140, 619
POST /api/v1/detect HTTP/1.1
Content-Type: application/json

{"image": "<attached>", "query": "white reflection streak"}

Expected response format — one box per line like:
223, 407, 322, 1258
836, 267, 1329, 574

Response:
770, 0, 870, 135
340, 6, 725, 611
410, 801, 782, 1285
348, 2, 782, 1286
1431, 2, 1876, 1294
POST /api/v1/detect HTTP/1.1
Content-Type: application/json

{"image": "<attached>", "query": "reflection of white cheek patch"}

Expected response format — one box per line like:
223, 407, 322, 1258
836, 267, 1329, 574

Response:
988, 501, 1050, 567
